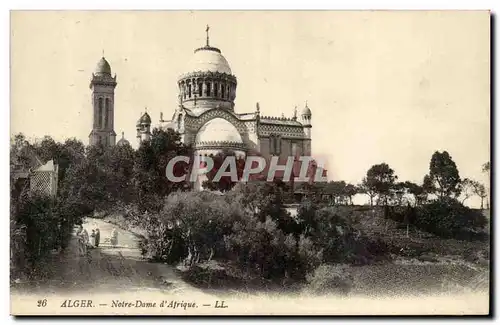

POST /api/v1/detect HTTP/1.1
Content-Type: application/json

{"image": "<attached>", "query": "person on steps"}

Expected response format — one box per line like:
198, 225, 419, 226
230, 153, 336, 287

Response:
95, 228, 100, 247
110, 228, 118, 247
89, 229, 96, 248
76, 225, 89, 256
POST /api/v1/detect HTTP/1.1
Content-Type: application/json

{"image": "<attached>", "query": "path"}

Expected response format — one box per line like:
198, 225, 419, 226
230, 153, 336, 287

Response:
12, 218, 214, 298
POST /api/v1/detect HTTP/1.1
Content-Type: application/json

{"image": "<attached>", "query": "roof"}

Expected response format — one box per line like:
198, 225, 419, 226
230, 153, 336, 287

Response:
302, 102, 312, 115
184, 46, 232, 75
35, 160, 56, 172
95, 57, 111, 75
137, 112, 152, 125
260, 116, 303, 126
117, 132, 131, 146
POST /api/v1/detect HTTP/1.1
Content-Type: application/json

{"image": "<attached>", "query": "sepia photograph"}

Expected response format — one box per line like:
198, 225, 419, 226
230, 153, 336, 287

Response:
9, 10, 490, 316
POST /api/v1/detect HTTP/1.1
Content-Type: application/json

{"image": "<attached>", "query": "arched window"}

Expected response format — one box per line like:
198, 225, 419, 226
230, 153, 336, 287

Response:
206, 82, 211, 96
104, 98, 109, 128
269, 135, 275, 155
214, 83, 219, 97
221, 84, 225, 99
198, 82, 203, 97
188, 84, 192, 98
98, 98, 103, 128
274, 136, 280, 155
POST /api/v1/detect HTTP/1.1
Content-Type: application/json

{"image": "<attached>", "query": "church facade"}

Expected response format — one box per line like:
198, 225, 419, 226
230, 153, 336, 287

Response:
89, 29, 321, 183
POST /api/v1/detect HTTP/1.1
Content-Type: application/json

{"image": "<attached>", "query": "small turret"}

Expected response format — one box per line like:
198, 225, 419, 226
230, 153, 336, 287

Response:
117, 132, 130, 147
301, 101, 312, 139
136, 108, 152, 145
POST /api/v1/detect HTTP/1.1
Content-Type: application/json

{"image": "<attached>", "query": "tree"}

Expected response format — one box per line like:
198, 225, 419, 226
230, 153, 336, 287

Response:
459, 178, 476, 205
403, 181, 427, 206
391, 182, 407, 206
231, 181, 299, 236
132, 128, 191, 211
343, 183, 358, 205
57, 138, 86, 185
422, 174, 435, 197
324, 181, 347, 205
10, 133, 39, 171
202, 149, 245, 192
363, 163, 398, 206
59, 158, 111, 214
428, 151, 461, 199
34, 136, 60, 164
482, 161, 490, 209
358, 179, 375, 206
472, 181, 488, 210
482, 161, 490, 177
102, 142, 136, 204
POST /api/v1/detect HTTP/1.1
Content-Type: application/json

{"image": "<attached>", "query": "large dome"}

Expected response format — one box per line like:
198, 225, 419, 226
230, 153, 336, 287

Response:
186, 47, 232, 75
195, 118, 242, 143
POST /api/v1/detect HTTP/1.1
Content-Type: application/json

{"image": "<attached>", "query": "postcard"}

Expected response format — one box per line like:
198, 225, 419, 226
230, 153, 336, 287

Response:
10, 10, 490, 316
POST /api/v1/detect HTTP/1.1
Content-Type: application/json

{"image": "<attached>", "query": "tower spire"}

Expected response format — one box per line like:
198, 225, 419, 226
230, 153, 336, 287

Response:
102, 49, 105, 58
206, 25, 210, 46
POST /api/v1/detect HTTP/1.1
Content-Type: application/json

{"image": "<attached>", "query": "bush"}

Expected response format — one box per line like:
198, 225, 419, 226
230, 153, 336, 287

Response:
11, 193, 81, 279
177, 261, 243, 288
15, 195, 59, 265
414, 198, 488, 239
225, 215, 322, 281
305, 264, 354, 296
142, 191, 245, 265
141, 189, 324, 284
296, 205, 390, 265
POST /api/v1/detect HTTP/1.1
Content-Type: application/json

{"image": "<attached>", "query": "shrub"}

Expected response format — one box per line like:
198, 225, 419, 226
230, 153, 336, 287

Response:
177, 261, 243, 288
296, 204, 390, 265
10, 193, 82, 279
224, 215, 322, 281
305, 264, 354, 296
414, 198, 488, 239
142, 191, 245, 265
15, 195, 59, 265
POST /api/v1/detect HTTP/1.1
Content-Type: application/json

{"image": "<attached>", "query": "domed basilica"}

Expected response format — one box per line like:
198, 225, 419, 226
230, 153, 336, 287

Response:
88, 27, 319, 184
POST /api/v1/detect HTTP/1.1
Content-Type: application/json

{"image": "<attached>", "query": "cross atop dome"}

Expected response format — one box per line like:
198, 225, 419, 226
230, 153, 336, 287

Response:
206, 25, 210, 46
195, 25, 221, 54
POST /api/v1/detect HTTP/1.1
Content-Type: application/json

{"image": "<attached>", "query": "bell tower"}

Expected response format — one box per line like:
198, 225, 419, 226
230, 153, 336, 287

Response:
89, 56, 117, 147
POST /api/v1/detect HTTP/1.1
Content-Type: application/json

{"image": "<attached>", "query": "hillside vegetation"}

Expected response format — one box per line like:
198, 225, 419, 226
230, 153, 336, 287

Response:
10, 130, 490, 296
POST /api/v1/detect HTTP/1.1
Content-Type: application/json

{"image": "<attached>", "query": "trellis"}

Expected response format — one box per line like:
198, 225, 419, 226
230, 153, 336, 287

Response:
29, 160, 58, 198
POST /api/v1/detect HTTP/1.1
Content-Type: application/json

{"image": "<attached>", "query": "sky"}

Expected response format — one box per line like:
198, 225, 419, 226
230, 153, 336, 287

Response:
10, 11, 490, 207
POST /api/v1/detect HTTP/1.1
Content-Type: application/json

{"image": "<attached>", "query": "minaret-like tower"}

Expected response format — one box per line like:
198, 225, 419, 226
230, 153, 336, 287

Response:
136, 109, 152, 145
89, 56, 117, 147
301, 101, 312, 155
